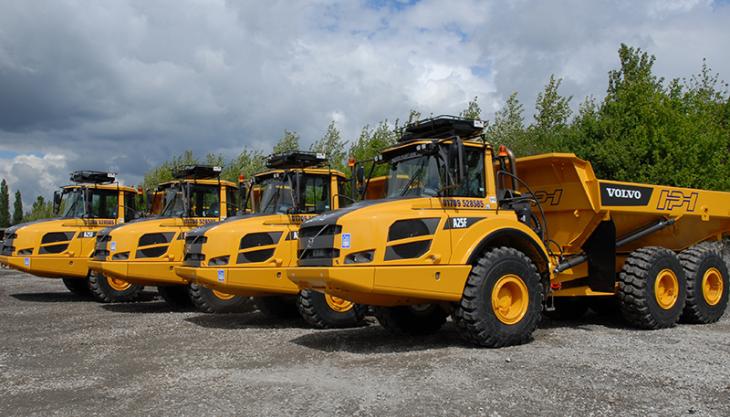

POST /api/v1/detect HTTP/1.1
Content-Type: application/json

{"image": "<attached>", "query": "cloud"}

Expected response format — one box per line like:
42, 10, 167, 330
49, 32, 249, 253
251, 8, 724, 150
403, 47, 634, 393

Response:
0, 153, 70, 208
0, 0, 728, 201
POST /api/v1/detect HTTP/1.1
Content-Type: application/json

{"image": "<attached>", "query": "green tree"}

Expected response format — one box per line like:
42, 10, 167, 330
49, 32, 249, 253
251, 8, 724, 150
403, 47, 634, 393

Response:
12, 190, 22, 225
273, 130, 300, 154
486, 92, 528, 155
23, 196, 54, 222
222, 149, 267, 182
460, 96, 483, 121
529, 75, 572, 153
310, 121, 347, 172
142, 150, 199, 190
0, 179, 9, 228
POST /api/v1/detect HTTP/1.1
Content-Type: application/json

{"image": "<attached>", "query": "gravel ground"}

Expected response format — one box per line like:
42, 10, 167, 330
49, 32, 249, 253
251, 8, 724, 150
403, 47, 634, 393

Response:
1, 268, 729, 417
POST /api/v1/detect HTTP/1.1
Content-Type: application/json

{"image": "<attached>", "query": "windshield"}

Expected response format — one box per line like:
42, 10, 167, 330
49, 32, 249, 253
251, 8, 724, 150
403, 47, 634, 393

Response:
60, 188, 84, 218
160, 183, 221, 218
386, 154, 442, 198
252, 177, 294, 214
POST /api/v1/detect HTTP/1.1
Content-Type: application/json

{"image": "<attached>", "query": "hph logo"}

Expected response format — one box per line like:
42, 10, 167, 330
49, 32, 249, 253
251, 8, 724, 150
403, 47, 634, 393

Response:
657, 190, 698, 212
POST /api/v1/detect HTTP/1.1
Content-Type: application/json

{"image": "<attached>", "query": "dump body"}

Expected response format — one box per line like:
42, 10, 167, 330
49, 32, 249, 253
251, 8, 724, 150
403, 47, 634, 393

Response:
288, 152, 730, 305
0, 184, 139, 280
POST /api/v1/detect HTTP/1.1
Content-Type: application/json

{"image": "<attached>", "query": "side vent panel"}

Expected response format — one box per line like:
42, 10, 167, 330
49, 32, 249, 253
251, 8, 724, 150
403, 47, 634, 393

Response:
387, 218, 440, 241
384, 240, 432, 261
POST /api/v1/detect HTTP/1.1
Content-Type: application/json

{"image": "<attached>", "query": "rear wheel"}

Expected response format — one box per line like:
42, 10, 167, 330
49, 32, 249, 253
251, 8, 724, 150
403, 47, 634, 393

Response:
88, 271, 143, 303
374, 304, 447, 335
157, 285, 193, 310
679, 244, 729, 324
297, 290, 367, 329
453, 247, 543, 347
253, 295, 300, 319
617, 247, 686, 329
188, 283, 251, 313
545, 297, 589, 320
62, 277, 92, 297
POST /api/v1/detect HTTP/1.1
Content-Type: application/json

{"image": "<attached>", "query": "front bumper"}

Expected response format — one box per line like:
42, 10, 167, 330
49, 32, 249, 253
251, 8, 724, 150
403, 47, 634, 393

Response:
0, 254, 89, 279
88, 260, 185, 286
287, 265, 471, 306
175, 266, 298, 297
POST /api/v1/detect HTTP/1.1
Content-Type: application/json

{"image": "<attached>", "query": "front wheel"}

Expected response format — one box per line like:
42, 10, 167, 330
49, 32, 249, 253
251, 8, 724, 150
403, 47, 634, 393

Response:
453, 247, 543, 347
188, 283, 251, 313
374, 304, 447, 335
157, 285, 193, 310
88, 271, 143, 303
62, 277, 92, 297
297, 290, 367, 329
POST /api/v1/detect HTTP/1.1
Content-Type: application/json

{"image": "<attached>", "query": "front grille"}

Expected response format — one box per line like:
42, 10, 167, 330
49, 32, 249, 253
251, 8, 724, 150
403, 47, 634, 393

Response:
297, 224, 341, 267
183, 252, 205, 267
93, 249, 110, 260
93, 233, 110, 260
1, 245, 15, 256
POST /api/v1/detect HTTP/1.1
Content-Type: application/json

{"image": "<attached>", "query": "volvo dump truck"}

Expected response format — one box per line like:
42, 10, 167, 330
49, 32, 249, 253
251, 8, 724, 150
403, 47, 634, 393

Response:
88, 166, 247, 312
289, 116, 730, 347
175, 152, 370, 328
0, 171, 144, 299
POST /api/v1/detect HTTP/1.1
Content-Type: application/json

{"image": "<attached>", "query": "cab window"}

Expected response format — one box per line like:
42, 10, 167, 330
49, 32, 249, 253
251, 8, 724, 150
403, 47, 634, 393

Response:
301, 175, 330, 213
226, 187, 240, 217
452, 148, 485, 198
91, 189, 119, 219
190, 185, 220, 218
124, 192, 138, 222
337, 177, 352, 208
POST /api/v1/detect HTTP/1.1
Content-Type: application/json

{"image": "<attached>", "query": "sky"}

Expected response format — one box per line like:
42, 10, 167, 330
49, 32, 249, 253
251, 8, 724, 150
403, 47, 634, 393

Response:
1, 0, 729, 208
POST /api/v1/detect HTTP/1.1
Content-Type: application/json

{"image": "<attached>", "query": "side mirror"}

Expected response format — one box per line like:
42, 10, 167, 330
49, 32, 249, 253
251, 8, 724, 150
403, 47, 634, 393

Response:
448, 137, 466, 185
52, 191, 62, 216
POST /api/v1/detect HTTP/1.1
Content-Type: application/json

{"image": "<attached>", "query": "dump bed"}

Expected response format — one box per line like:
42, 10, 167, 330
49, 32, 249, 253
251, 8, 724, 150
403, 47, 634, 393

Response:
515, 153, 730, 255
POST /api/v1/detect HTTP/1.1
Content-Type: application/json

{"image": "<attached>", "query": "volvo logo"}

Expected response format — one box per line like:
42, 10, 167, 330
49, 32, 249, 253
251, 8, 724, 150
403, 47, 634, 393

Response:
606, 187, 642, 199
306, 238, 314, 248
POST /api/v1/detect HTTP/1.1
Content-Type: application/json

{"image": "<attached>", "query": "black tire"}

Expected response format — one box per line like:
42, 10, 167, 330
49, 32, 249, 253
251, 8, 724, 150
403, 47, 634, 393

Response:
62, 277, 92, 297
297, 290, 367, 329
545, 297, 589, 321
188, 283, 251, 314
157, 285, 193, 310
252, 295, 300, 319
453, 247, 543, 347
374, 304, 447, 336
88, 271, 143, 303
679, 244, 729, 324
589, 296, 620, 316
617, 247, 686, 329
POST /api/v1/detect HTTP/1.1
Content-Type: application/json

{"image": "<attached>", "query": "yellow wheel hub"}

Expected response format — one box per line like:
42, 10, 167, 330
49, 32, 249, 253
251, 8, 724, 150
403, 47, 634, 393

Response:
491, 274, 529, 325
654, 269, 679, 310
211, 290, 236, 301
702, 267, 724, 306
325, 293, 354, 313
106, 276, 132, 292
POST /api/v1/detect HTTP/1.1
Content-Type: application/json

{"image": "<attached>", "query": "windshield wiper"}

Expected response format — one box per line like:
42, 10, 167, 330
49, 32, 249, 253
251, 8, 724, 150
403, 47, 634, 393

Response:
399, 158, 429, 197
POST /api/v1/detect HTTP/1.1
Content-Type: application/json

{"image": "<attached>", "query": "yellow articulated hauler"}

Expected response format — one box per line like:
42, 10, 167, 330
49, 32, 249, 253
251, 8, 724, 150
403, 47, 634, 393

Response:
88, 165, 247, 312
175, 152, 368, 328
289, 116, 730, 347
0, 171, 143, 300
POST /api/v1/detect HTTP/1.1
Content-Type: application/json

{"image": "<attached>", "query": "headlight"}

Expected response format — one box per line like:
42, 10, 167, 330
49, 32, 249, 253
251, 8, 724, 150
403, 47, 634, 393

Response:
208, 256, 230, 266
344, 250, 374, 264
112, 251, 129, 260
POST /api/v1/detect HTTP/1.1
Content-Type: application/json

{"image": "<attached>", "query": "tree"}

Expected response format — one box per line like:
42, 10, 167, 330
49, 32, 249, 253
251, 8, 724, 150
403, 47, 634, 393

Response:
142, 150, 199, 190
12, 190, 22, 225
310, 121, 347, 172
0, 179, 9, 228
460, 96, 483, 121
486, 92, 528, 155
349, 120, 400, 177
23, 196, 54, 222
222, 149, 266, 182
273, 130, 300, 153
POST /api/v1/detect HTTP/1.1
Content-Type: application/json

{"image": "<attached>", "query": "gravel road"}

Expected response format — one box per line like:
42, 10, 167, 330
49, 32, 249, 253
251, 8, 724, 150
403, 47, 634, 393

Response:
1, 267, 729, 417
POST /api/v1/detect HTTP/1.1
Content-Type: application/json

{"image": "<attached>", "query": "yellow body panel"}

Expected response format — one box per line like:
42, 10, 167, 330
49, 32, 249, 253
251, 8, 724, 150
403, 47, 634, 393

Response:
290, 149, 730, 307
0, 184, 138, 280
177, 265, 298, 296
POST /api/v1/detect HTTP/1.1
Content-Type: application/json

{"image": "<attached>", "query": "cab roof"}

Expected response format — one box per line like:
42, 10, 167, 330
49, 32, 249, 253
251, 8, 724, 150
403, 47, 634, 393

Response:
158, 178, 236, 188
62, 184, 138, 192
253, 167, 347, 180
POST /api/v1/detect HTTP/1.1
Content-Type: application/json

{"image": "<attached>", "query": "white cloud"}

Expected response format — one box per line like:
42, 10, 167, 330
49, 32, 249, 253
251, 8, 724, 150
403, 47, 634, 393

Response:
0, 0, 728, 202
0, 153, 69, 208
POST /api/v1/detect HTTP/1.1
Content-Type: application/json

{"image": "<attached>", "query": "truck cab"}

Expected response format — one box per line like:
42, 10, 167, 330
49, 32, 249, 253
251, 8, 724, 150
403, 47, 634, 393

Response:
88, 165, 248, 311
0, 171, 142, 297
175, 151, 371, 328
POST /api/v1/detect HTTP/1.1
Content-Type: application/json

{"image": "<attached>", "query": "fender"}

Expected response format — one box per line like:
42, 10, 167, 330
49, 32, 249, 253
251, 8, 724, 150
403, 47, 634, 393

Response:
458, 220, 550, 276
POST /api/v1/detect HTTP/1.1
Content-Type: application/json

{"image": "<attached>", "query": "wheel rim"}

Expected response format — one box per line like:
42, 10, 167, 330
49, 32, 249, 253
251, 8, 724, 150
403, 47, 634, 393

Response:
491, 274, 529, 325
325, 293, 354, 313
654, 269, 679, 310
702, 267, 724, 306
106, 276, 132, 292
211, 290, 236, 301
